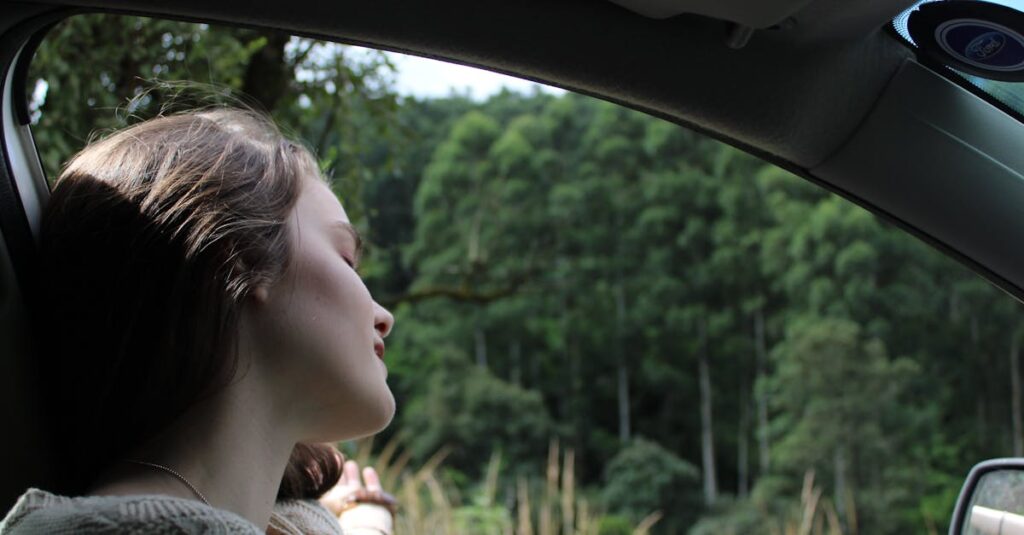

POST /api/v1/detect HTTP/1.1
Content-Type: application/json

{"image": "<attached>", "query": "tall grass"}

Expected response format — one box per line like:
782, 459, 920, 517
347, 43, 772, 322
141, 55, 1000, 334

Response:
768, 471, 858, 535
343, 437, 660, 535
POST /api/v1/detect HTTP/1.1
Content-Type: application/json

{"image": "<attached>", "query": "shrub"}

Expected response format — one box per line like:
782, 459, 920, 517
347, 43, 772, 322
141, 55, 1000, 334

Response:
399, 352, 554, 480
596, 514, 633, 535
601, 437, 701, 533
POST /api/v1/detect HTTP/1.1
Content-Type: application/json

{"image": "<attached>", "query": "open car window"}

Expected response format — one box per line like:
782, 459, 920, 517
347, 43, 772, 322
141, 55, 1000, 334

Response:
26, 12, 1024, 534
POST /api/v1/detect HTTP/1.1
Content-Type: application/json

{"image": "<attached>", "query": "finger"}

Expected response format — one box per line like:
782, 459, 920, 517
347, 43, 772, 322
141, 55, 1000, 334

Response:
334, 449, 347, 482
320, 487, 344, 514
344, 460, 363, 488
363, 466, 382, 492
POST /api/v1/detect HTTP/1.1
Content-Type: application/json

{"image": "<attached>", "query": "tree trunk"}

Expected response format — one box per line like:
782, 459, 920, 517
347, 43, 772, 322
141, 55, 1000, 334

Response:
557, 264, 572, 426
315, 92, 341, 157
616, 283, 631, 443
699, 321, 718, 505
474, 324, 488, 369
977, 396, 987, 451
755, 307, 770, 475
973, 315, 988, 449
617, 364, 630, 443
737, 385, 749, 498
1012, 326, 1023, 456
834, 446, 848, 528
511, 339, 522, 386
241, 31, 292, 113
570, 328, 584, 471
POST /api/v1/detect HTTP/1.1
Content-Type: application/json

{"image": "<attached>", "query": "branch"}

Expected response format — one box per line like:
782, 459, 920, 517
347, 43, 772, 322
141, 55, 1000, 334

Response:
379, 279, 527, 307
289, 40, 317, 69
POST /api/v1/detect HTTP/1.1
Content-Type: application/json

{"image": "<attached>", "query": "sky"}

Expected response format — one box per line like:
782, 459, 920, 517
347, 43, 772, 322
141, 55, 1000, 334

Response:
382, 51, 565, 101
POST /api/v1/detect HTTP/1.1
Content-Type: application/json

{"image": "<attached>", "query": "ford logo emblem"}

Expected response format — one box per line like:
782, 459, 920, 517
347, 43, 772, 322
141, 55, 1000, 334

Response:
965, 31, 1006, 61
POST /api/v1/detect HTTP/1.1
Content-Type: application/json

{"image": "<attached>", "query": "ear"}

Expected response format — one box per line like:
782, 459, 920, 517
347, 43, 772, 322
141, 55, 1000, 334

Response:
250, 284, 271, 305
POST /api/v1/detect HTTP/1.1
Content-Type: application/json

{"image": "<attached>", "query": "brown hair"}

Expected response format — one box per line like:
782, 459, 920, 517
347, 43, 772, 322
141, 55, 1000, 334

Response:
36, 108, 342, 499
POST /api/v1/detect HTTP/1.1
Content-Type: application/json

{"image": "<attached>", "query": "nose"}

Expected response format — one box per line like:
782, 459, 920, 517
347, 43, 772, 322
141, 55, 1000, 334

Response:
373, 301, 394, 338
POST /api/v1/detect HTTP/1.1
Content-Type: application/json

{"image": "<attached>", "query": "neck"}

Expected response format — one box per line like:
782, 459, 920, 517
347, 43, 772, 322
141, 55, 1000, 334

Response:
89, 369, 299, 530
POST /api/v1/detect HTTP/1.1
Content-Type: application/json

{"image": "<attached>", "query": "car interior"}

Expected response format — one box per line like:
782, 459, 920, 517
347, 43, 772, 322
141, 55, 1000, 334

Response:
3, 0, 1024, 526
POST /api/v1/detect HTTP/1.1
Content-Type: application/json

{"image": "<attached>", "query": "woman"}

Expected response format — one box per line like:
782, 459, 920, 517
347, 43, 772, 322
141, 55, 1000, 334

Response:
0, 108, 398, 534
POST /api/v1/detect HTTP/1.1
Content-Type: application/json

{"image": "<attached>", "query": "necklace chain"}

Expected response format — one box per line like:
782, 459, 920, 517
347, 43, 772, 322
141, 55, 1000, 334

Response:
124, 460, 211, 506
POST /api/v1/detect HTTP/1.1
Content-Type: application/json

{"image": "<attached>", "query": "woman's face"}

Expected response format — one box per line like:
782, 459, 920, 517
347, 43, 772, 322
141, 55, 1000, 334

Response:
247, 178, 395, 442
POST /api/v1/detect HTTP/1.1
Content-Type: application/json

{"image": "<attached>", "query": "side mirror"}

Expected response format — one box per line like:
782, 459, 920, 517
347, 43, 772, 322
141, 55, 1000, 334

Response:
951, 458, 1024, 534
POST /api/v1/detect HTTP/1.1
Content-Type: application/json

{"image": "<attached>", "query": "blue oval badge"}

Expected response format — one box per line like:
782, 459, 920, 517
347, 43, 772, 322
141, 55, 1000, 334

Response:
937, 19, 1024, 71
966, 31, 1005, 61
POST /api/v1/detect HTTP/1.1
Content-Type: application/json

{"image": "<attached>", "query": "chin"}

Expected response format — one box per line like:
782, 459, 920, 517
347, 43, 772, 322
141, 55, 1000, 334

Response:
314, 391, 396, 442
362, 393, 397, 435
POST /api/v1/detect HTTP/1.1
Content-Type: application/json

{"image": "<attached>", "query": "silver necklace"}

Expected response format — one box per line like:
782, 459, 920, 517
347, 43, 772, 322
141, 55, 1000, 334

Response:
125, 459, 211, 506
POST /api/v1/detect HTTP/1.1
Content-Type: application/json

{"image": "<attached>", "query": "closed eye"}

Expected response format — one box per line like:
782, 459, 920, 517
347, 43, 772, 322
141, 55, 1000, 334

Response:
331, 221, 363, 271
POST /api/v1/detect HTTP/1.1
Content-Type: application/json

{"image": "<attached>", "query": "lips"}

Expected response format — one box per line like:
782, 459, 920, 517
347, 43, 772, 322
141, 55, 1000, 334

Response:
373, 339, 386, 361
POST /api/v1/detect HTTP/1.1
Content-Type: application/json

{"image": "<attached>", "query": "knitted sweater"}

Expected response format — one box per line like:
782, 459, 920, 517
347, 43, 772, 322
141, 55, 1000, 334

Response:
0, 488, 349, 534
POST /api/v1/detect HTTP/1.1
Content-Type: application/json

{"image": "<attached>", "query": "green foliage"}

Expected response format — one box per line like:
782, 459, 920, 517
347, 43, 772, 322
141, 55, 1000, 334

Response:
452, 505, 513, 534
764, 317, 922, 533
687, 499, 763, 535
29, 13, 400, 227
28, 14, 258, 175
596, 515, 634, 535
399, 350, 553, 479
601, 438, 701, 533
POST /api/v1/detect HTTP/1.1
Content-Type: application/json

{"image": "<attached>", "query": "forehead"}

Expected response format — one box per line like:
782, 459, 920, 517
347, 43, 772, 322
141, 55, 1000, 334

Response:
296, 179, 350, 225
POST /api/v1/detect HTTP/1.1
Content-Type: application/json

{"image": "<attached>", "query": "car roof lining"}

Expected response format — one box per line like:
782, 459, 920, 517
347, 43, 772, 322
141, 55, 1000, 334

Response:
606, 0, 817, 28
22, 0, 917, 170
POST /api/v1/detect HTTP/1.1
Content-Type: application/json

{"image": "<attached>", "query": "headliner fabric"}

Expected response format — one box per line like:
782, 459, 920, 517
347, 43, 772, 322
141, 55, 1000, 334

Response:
605, 0, 816, 28
18, 0, 915, 168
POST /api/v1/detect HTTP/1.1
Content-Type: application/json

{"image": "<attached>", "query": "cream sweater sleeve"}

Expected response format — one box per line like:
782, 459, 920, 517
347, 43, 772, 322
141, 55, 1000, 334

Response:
0, 489, 390, 535
269, 500, 391, 535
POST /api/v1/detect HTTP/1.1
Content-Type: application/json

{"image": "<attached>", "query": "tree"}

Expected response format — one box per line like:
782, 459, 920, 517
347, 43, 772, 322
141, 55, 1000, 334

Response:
601, 437, 701, 534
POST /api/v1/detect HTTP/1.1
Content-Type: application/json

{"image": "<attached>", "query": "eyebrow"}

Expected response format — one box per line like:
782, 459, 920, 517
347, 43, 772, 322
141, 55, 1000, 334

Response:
332, 221, 364, 261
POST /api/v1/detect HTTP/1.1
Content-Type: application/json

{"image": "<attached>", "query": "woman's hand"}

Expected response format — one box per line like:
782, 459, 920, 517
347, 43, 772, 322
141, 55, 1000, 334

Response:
319, 460, 396, 534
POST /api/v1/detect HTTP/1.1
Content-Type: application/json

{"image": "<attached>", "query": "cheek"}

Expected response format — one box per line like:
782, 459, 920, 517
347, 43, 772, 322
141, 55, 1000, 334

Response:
283, 252, 394, 437
255, 248, 393, 440
307, 257, 369, 326
281, 248, 373, 362
255, 258, 321, 340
